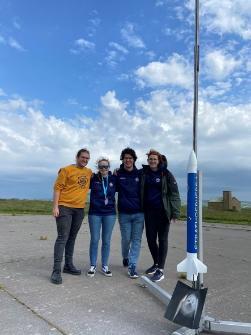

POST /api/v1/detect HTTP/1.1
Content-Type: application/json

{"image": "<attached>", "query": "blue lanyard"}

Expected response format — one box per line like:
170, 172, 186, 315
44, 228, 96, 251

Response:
102, 176, 108, 198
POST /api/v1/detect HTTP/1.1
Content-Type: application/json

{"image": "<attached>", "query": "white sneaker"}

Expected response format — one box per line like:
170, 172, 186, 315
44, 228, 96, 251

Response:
87, 266, 96, 277
102, 265, 112, 277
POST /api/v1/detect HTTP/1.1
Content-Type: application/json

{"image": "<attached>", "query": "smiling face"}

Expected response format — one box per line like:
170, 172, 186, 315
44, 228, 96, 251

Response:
123, 154, 134, 171
98, 159, 109, 176
76, 151, 90, 168
148, 154, 159, 171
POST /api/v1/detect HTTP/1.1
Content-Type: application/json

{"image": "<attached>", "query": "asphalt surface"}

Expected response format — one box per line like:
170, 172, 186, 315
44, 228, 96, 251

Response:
0, 215, 250, 335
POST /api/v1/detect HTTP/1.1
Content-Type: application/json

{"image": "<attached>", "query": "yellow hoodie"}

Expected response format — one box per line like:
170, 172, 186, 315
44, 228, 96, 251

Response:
54, 164, 92, 208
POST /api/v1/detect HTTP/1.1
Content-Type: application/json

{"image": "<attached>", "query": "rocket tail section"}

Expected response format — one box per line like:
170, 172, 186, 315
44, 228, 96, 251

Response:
177, 253, 207, 281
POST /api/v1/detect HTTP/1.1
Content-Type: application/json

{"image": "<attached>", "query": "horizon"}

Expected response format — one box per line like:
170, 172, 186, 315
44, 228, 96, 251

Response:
1, 1, 251, 201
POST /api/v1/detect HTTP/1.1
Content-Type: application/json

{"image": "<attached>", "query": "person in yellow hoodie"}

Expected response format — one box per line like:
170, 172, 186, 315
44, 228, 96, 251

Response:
50, 148, 92, 284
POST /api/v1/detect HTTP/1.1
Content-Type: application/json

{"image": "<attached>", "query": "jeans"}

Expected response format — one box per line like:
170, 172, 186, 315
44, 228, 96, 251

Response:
144, 208, 170, 269
119, 212, 144, 268
88, 214, 116, 267
53, 206, 84, 271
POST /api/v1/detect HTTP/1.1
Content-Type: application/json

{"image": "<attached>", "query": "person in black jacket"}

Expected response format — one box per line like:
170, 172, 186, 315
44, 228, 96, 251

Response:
87, 157, 117, 278
117, 148, 144, 279
141, 149, 181, 282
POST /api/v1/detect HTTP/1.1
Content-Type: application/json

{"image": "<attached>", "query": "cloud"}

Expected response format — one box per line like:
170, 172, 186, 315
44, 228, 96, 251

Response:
70, 38, 95, 54
204, 49, 241, 80
135, 53, 192, 88
186, 0, 251, 40
121, 23, 145, 49
8, 37, 25, 51
0, 88, 6, 96
105, 42, 128, 67
1, 90, 251, 200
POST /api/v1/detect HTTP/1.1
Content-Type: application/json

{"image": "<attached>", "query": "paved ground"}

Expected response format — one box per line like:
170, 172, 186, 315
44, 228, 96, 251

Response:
0, 215, 250, 335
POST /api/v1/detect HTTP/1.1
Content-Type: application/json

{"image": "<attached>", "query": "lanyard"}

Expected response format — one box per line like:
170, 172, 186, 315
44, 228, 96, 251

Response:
102, 176, 108, 199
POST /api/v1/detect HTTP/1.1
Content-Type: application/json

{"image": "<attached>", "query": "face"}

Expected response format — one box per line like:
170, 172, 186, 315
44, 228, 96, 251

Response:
180, 294, 198, 316
148, 154, 159, 170
76, 152, 90, 167
98, 160, 109, 176
123, 154, 134, 170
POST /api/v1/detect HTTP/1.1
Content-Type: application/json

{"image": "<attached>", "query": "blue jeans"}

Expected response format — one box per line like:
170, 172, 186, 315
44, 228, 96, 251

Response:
88, 215, 116, 267
119, 213, 144, 268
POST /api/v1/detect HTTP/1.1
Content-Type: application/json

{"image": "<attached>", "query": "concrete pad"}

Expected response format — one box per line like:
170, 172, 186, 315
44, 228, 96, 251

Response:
0, 215, 250, 334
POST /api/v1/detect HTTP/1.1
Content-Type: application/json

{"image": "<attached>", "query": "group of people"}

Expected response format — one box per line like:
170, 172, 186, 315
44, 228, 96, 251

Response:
50, 147, 181, 285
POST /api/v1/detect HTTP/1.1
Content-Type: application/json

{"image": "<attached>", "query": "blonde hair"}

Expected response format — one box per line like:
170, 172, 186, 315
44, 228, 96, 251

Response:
96, 157, 110, 168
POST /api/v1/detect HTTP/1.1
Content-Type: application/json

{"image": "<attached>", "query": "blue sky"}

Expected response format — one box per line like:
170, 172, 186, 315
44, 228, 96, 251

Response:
0, 0, 251, 201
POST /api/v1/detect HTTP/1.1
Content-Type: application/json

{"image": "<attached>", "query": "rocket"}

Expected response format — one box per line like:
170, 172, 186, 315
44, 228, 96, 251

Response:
177, 150, 207, 281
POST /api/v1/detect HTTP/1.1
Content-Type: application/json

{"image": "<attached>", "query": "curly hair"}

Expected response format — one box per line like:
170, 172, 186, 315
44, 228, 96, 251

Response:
120, 147, 137, 161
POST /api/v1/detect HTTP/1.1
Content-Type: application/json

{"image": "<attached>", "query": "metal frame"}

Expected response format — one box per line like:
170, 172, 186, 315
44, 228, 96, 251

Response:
140, 275, 251, 334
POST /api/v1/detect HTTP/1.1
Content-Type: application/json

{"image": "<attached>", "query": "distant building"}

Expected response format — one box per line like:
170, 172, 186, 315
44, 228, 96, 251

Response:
208, 191, 241, 212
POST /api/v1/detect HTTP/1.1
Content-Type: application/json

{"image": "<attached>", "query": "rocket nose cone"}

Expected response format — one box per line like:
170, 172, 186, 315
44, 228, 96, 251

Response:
187, 150, 197, 173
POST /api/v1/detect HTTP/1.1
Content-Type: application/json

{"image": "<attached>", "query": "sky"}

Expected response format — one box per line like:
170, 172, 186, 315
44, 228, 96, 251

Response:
0, 0, 251, 201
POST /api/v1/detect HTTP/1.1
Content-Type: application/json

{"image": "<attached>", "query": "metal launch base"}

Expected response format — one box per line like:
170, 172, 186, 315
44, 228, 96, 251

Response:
140, 275, 251, 335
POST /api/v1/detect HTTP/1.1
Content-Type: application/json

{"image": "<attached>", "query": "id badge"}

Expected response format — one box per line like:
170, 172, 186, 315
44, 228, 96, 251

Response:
104, 198, 108, 205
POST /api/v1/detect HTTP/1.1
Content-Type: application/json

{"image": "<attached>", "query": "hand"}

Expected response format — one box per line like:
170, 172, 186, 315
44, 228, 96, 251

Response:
113, 168, 119, 176
53, 206, 59, 217
170, 218, 177, 224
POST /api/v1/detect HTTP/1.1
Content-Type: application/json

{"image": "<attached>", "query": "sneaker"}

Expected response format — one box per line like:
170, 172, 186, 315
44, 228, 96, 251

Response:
102, 265, 112, 277
145, 264, 158, 275
50, 270, 62, 285
128, 266, 139, 279
87, 266, 96, 277
63, 264, 81, 275
123, 258, 129, 267
151, 269, 164, 282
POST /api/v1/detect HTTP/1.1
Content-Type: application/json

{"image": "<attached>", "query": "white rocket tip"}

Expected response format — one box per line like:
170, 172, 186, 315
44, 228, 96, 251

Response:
187, 150, 197, 173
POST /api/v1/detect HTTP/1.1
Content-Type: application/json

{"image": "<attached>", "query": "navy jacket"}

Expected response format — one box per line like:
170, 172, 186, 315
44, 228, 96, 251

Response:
117, 164, 142, 214
140, 165, 181, 220
88, 172, 117, 216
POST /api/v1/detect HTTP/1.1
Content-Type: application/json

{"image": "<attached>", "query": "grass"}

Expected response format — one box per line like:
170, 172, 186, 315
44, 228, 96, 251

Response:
0, 199, 250, 225
180, 205, 251, 225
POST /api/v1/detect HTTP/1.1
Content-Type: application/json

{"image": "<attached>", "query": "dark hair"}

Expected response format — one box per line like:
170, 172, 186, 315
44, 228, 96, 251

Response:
146, 149, 163, 166
161, 154, 168, 168
120, 147, 137, 162
76, 148, 90, 158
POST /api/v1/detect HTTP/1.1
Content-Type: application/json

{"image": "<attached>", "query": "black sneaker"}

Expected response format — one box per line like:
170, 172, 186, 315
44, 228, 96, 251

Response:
87, 266, 96, 278
128, 266, 139, 279
102, 265, 112, 277
145, 264, 158, 275
123, 258, 129, 267
50, 270, 62, 284
63, 264, 81, 275
151, 269, 164, 282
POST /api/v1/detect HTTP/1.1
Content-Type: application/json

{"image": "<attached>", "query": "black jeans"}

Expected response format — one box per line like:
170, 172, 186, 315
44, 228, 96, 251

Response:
144, 208, 170, 269
53, 206, 84, 271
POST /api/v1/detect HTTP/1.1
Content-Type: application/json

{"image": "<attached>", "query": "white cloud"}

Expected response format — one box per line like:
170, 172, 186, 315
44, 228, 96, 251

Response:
204, 49, 241, 80
1, 90, 251, 199
105, 42, 128, 67
121, 23, 145, 49
109, 42, 128, 54
8, 37, 25, 51
186, 0, 251, 39
70, 38, 95, 54
135, 53, 192, 88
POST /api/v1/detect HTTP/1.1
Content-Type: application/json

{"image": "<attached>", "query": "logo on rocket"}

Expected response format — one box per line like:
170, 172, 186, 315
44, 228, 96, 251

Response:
177, 150, 207, 281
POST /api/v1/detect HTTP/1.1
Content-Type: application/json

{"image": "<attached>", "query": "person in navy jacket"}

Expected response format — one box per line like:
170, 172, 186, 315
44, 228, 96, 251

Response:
117, 148, 144, 279
87, 157, 117, 277
140, 149, 181, 282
